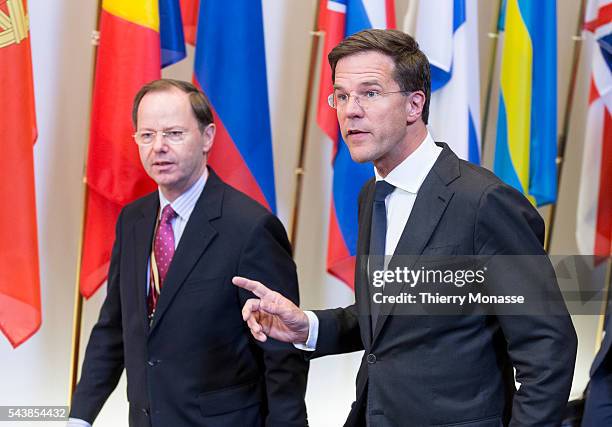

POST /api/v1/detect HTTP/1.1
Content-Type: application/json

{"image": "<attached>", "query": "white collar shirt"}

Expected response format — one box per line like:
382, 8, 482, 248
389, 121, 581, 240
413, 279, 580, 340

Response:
374, 133, 442, 256
157, 168, 208, 249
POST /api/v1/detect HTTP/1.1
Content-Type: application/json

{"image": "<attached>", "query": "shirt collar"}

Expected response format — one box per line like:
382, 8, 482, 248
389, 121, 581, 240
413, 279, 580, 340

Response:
158, 168, 208, 220
374, 132, 442, 194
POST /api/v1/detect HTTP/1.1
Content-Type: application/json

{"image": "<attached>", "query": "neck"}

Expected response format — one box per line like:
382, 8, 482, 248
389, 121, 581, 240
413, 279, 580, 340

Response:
160, 167, 207, 202
374, 123, 428, 178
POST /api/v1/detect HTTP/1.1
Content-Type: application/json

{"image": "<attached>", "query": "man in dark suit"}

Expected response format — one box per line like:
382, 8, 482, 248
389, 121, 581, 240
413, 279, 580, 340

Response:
233, 29, 577, 426
583, 309, 612, 425
69, 79, 308, 427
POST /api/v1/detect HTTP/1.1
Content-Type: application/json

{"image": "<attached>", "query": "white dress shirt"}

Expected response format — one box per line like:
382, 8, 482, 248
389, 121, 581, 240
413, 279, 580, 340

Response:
68, 171, 208, 427
297, 133, 442, 351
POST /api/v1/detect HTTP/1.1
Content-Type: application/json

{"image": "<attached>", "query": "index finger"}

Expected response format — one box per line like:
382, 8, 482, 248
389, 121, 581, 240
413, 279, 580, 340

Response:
232, 276, 271, 298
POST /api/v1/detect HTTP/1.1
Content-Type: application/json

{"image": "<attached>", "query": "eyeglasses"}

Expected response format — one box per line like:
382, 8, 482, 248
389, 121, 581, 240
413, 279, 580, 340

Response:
327, 90, 409, 109
132, 129, 190, 146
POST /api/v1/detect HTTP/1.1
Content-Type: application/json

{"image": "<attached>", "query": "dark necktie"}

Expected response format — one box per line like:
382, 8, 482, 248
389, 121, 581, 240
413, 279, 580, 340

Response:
369, 180, 395, 327
148, 204, 177, 317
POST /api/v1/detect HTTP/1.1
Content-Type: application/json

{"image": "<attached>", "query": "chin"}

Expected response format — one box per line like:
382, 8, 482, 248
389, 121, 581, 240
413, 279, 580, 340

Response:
151, 175, 176, 187
348, 149, 376, 164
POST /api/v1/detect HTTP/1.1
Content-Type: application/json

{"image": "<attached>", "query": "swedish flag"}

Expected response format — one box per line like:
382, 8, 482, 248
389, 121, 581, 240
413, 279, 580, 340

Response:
494, 0, 558, 206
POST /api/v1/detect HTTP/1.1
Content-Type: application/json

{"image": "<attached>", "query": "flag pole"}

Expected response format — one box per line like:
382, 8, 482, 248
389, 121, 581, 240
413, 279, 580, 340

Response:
68, 0, 103, 401
479, 0, 503, 162
290, 0, 322, 245
544, 0, 587, 251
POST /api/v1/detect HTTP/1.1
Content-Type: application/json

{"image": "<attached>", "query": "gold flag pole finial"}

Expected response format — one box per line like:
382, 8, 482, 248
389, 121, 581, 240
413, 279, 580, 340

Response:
0, 0, 29, 48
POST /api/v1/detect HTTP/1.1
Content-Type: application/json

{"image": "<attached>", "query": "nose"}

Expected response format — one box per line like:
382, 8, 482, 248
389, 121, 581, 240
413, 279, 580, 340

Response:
151, 132, 168, 152
343, 94, 365, 119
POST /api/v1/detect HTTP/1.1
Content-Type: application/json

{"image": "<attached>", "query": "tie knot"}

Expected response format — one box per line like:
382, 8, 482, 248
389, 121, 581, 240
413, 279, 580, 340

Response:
160, 205, 177, 224
374, 180, 395, 202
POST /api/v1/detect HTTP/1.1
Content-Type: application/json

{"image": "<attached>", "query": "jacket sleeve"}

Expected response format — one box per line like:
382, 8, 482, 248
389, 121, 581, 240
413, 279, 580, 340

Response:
310, 305, 363, 357
475, 183, 577, 427
236, 213, 309, 427
69, 210, 126, 424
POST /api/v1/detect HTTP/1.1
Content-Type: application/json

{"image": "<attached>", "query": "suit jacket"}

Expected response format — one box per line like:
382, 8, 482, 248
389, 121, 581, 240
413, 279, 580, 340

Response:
313, 143, 577, 427
70, 169, 308, 427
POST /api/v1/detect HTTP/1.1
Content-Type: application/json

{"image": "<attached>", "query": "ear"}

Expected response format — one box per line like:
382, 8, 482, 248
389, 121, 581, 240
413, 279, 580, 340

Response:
405, 91, 426, 125
201, 123, 216, 154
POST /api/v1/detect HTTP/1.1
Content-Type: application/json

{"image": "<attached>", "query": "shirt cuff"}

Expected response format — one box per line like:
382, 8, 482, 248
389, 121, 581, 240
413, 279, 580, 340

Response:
293, 310, 318, 351
67, 418, 92, 427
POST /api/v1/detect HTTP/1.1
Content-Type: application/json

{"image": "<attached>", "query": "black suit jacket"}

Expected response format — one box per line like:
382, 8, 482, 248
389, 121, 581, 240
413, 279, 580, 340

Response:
70, 169, 308, 427
313, 143, 577, 427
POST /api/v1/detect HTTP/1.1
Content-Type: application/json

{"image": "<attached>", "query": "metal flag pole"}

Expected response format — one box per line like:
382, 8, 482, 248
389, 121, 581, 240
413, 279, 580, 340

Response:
479, 0, 503, 163
68, 0, 103, 401
544, 0, 587, 252
290, 0, 323, 245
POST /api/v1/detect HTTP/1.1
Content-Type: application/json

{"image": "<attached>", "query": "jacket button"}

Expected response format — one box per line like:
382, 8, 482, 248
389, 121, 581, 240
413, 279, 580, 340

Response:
367, 353, 377, 364
147, 360, 157, 367
141, 408, 149, 416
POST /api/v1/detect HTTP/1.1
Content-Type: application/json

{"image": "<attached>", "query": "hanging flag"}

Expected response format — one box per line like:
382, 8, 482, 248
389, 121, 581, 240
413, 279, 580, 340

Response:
409, 0, 481, 163
318, 0, 396, 288
493, 0, 558, 206
193, 0, 276, 212
179, 0, 199, 45
80, 0, 186, 298
577, 0, 611, 258
0, 0, 41, 347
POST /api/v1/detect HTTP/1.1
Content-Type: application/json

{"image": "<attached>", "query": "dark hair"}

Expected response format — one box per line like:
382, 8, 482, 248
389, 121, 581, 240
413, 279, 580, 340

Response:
132, 79, 214, 132
328, 29, 431, 123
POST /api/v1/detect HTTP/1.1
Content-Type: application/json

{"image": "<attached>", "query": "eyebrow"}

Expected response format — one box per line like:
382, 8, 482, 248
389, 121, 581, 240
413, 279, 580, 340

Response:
333, 80, 383, 90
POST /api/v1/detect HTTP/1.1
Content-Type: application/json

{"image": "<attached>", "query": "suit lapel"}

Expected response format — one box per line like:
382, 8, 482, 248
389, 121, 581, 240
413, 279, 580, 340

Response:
149, 171, 223, 333
356, 180, 375, 348
133, 194, 159, 334
372, 144, 458, 343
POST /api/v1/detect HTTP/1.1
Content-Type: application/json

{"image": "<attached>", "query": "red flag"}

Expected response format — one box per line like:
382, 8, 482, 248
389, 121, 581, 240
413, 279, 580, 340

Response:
79, 2, 161, 298
0, 0, 41, 347
179, 0, 199, 45
316, 0, 345, 143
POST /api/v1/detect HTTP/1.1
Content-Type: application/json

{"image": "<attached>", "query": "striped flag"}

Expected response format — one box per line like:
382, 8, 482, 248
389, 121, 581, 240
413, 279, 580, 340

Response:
493, 0, 558, 206
0, 0, 41, 347
193, 0, 276, 212
408, 0, 481, 163
80, 0, 186, 298
318, 0, 396, 288
577, 0, 611, 258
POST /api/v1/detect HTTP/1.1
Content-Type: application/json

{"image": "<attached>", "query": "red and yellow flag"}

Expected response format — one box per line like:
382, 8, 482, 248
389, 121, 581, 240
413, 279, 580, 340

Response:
80, 0, 161, 297
0, 0, 41, 347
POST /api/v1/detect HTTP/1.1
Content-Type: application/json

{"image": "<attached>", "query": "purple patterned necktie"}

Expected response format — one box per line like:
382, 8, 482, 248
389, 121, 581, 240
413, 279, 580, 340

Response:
148, 204, 177, 317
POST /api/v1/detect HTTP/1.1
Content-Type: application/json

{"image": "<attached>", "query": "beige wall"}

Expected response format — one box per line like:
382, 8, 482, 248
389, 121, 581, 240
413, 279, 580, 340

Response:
0, 0, 601, 425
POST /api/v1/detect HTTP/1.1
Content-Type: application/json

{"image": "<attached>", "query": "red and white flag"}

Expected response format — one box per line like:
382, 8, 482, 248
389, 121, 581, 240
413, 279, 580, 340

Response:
576, 0, 612, 258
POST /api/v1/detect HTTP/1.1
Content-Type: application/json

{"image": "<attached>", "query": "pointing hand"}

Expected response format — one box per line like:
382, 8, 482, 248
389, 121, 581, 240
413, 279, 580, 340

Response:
232, 276, 309, 344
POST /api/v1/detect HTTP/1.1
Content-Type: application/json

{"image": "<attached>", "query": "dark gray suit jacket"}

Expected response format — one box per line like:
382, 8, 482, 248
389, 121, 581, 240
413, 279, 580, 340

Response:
70, 169, 308, 427
313, 143, 577, 427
